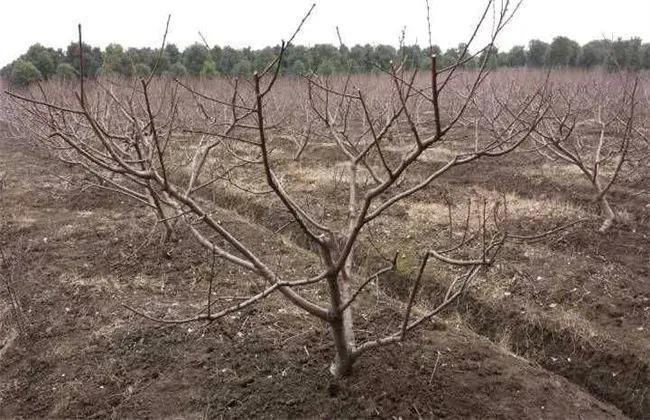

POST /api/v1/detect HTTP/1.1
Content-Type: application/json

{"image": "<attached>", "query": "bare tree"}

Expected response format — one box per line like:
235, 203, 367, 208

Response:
531, 72, 640, 232
5, 1, 552, 376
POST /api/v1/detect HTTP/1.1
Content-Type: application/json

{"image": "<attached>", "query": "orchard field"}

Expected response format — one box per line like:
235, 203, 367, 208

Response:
1, 65, 649, 419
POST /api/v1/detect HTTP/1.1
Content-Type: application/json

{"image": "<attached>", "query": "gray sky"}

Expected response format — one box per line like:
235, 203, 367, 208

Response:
1, 0, 648, 67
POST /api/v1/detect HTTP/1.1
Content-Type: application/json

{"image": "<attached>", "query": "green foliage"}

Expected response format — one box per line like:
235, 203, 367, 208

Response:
151, 54, 171, 75
0, 63, 12, 78
478, 46, 500, 68
290, 59, 307, 75
23, 44, 59, 79
219, 46, 239, 75
101, 43, 133, 76
374, 45, 397, 70
505, 45, 526, 67
441, 43, 477, 69
164, 44, 181, 64
546, 36, 581, 67
579, 40, 611, 68
399, 45, 425, 70
232, 59, 252, 77
55, 62, 78, 78
65, 42, 103, 77
183, 43, 210, 76
642, 44, 650, 69
10, 59, 42, 86
611, 37, 644, 69
253, 47, 276, 73
415, 45, 441, 70
527, 40, 549, 67
135, 63, 152, 78
200, 59, 218, 77
210, 46, 222, 68
127, 47, 154, 70
6, 35, 650, 81
317, 59, 337, 75
350, 44, 374, 72
311, 44, 340, 72
168, 62, 188, 78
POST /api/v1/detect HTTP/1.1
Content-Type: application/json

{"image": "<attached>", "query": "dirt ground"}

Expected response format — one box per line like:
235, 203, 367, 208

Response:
0, 129, 642, 419
215, 135, 650, 417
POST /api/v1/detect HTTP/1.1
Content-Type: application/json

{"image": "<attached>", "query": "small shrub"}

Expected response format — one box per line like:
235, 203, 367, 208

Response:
55, 63, 78, 79
9, 59, 42, 86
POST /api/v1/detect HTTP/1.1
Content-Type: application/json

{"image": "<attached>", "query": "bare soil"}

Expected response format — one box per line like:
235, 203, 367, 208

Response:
168, 136, 650, 418
0, 133, 639, 419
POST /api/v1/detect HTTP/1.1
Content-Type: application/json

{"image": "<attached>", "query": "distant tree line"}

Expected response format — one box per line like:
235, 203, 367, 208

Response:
2, 36, 650, 86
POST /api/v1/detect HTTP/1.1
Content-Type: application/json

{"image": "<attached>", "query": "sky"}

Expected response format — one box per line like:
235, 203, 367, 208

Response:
1, 0, 649, 67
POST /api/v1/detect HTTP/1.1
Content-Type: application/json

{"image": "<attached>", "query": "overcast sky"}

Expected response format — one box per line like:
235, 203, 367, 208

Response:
1, 0, 648, 67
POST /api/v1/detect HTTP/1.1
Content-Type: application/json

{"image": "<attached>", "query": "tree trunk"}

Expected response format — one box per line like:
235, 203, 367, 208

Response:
147, 186, 176, 242
326, 273, 356, 377
329, 315, 354, 376
593, 176, 616, 232
598, 194, 615, 232
339, 269, 356, 348
330, 159, 359, 374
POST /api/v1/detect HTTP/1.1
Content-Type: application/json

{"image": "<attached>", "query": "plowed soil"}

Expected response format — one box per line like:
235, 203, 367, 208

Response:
0, 131, 640, 419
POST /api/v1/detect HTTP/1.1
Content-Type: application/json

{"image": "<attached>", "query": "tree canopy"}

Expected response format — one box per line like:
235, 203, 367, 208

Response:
9, 59, 43, 86
2, 35, 649, 86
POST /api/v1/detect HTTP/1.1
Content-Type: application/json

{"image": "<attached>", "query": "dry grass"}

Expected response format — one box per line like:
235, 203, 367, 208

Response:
405, 201, 453, 226
415, 146, 463, 164
59, 272, 122, 294
550, 308, 603, 342
462, 184, 588, 220
503, 192, 586, 220
523, 162, 585, 179
521, 162, 621, 188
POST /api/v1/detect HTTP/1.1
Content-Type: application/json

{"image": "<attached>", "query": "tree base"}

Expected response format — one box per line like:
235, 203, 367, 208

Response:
329, 356, 354, 377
